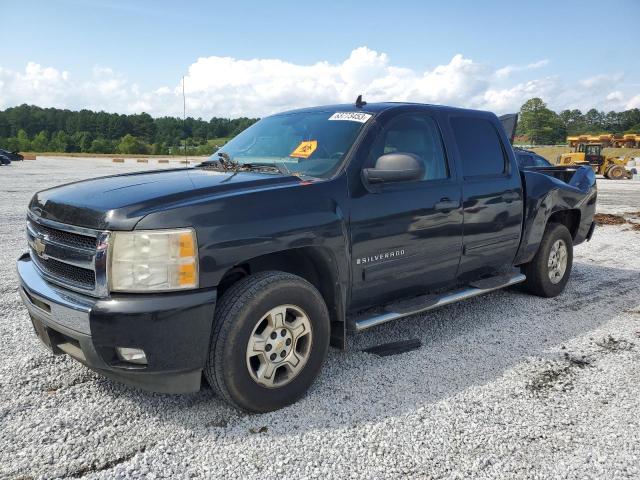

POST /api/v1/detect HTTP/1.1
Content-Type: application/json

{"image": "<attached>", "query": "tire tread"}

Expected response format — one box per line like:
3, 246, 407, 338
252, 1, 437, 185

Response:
521, 222, 573, 297
205, 271, 326, 410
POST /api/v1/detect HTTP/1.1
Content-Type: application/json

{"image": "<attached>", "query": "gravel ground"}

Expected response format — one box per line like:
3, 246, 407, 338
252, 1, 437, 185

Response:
1, 158, 639, 479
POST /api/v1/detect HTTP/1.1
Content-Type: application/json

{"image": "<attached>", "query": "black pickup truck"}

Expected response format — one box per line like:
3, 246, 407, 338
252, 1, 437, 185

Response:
17, 101, 597, 412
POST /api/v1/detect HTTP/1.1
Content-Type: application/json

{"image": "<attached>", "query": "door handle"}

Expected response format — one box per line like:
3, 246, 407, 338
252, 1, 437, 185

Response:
503, 192, 520, 203
434, 198, 460, 211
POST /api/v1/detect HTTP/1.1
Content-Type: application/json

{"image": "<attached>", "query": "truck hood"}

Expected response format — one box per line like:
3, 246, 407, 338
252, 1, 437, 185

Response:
29, 167, 299, 230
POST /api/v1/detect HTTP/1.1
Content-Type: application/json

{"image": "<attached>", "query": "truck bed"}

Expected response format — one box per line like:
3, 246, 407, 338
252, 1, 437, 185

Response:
520, 165, 585, 184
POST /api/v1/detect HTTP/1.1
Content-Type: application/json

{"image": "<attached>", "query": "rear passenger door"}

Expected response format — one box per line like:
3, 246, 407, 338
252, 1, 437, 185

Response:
449, 116, 523, 280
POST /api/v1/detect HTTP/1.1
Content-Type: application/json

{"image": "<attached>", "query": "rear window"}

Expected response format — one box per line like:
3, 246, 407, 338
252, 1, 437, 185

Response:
451, 117, 506, 177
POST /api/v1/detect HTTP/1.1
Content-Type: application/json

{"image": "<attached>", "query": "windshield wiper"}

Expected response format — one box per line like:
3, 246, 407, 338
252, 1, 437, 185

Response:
199, 156, 299, 177
218, 152, 240, 171
241, 162, 292, 175
198, 152, 240, 172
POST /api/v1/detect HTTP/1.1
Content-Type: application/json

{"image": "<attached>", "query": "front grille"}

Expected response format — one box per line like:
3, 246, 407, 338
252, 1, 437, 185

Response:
26, 214, 106, 296
29, 221, 96, 251
32, 255, 96, 289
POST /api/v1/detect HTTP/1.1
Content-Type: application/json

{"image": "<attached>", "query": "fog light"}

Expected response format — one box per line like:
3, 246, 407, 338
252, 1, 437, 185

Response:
116, 347, 147, 365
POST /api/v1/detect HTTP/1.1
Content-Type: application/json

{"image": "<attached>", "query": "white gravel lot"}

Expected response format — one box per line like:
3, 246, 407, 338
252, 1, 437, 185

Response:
1, 157, 639, 479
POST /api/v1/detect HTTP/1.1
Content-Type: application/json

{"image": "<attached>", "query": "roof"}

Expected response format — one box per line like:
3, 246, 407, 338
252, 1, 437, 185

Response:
273, 101, 490, 117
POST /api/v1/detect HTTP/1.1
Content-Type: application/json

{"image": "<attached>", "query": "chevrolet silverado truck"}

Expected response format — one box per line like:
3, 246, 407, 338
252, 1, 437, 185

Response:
17, 101, 597, 412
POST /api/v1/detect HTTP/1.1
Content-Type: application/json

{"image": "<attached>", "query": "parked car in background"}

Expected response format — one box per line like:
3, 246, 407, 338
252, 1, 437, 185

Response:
0, 149, 24, 161
515, 148, 552, 168
0, 153, 12, 166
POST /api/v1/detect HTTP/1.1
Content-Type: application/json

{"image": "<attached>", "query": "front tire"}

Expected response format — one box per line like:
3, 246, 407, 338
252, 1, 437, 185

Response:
606, 165, 625, 180
205, 271, 330, 412
521, 223, 573, 297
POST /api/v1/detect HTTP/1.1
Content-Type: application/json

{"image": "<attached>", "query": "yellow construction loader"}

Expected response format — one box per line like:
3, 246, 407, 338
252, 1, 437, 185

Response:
556, 143, 630, 180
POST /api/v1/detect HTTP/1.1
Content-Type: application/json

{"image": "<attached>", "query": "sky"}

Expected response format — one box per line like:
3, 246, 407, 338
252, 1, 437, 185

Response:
0, 0, 638, 118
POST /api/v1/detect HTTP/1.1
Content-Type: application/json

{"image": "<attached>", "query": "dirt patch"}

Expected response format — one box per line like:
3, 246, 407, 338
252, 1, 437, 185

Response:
44, 371, 95, 393
594, 213, 627, 225
596, 335, 635, 352
630, 223, 640, 231
526, 352, 593, 394
564, 352, 592, 368
527, 362, 572, 393
205, 418, 229, 428
64, 445, 148, 478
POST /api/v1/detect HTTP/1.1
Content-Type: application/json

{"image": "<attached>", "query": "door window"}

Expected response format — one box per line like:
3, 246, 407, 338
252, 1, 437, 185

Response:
451, 117, 507, 177
369, 114, 449, 181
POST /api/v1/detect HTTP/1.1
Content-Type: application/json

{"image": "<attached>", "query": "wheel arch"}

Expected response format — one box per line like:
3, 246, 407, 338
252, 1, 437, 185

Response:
547, 208, 581, 240
515, 203, 582, 266
216, 246, 348, 349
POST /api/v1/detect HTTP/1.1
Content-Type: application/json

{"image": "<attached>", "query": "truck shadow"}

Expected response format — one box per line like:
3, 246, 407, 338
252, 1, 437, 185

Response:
95, 260, 638, 438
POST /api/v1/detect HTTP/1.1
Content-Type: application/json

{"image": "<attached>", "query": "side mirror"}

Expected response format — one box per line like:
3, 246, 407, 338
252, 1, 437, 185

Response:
362, 153, 425, 184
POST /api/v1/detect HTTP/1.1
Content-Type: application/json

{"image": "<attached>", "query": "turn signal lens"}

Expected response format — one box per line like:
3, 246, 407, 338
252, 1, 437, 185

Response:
110, 228, 198, 292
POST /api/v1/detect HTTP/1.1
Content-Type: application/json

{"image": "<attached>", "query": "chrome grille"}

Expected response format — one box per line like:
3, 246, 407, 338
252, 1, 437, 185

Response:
32, 256, 95, 289
28, 221, 97, 250
26, 212, 110, 297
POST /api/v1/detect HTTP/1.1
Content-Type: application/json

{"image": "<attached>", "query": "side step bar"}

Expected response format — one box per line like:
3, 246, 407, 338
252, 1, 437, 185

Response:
353, 272, 526, 332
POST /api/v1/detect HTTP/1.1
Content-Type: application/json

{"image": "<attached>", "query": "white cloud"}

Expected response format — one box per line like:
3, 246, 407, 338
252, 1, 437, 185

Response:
495, 59, 549, 78
627, 95, 640, 109
580, 73, 624, 90
0, 48, 637, 118
527, 59, 550, 69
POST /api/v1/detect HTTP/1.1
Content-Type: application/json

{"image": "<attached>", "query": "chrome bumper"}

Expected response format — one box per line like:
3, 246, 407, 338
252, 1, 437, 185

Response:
18, 253, 95, 336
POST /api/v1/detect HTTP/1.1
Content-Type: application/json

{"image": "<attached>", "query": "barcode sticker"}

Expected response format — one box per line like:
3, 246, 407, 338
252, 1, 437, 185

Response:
328, 112, 373, 123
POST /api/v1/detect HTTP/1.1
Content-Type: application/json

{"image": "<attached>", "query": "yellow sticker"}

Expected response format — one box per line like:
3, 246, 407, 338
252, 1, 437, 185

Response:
290, 140, 317, 159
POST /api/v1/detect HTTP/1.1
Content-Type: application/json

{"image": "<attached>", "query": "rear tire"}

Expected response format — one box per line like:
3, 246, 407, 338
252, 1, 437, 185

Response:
521, 223, 573, 297
205, 271, 330, 412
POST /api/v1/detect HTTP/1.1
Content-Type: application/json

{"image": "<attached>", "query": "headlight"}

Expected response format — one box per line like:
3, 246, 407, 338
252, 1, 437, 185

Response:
110, 228, 198, 292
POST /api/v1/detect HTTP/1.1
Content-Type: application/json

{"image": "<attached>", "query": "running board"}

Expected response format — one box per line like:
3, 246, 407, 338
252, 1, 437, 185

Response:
353, 272, 526, 332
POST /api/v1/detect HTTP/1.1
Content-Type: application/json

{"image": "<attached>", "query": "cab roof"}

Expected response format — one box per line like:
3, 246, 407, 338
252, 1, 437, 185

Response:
274, 102, 489, 117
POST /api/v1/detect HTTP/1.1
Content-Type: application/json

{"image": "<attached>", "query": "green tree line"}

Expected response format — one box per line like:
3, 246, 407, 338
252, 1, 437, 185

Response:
517, 98, 640, 145
2, 100, 639, 153
0, 104, 258, 155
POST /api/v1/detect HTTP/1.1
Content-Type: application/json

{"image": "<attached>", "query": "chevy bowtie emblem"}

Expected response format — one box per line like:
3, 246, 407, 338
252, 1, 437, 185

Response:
33, 238, 46, 258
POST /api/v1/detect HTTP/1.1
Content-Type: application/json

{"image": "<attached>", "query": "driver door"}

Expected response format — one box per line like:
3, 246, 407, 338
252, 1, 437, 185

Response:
348, 112, 463, 310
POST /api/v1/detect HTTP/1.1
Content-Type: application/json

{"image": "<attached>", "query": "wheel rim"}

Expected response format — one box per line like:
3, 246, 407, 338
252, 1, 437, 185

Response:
548, 239, 568, 284
246, 304, 313, 388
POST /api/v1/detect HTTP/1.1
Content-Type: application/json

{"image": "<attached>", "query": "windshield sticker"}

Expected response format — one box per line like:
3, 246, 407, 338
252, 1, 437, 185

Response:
328, 112, 373, 123
290, 140, 318, 159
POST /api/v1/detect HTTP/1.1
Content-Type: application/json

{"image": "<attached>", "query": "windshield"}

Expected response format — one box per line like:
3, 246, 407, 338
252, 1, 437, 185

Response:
207, 110, 372, 178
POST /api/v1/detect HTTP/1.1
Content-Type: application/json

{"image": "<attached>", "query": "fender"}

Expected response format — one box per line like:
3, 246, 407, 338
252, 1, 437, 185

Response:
134, 174, 352, 347
514, 166, 596, 265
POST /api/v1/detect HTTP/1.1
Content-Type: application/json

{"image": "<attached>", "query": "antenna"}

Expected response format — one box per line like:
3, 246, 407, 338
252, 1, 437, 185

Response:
355, 94, 367, 108
182, 76, 188, 164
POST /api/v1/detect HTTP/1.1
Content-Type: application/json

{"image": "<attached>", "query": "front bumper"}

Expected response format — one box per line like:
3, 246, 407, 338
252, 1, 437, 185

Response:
17, 253, 217, 394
